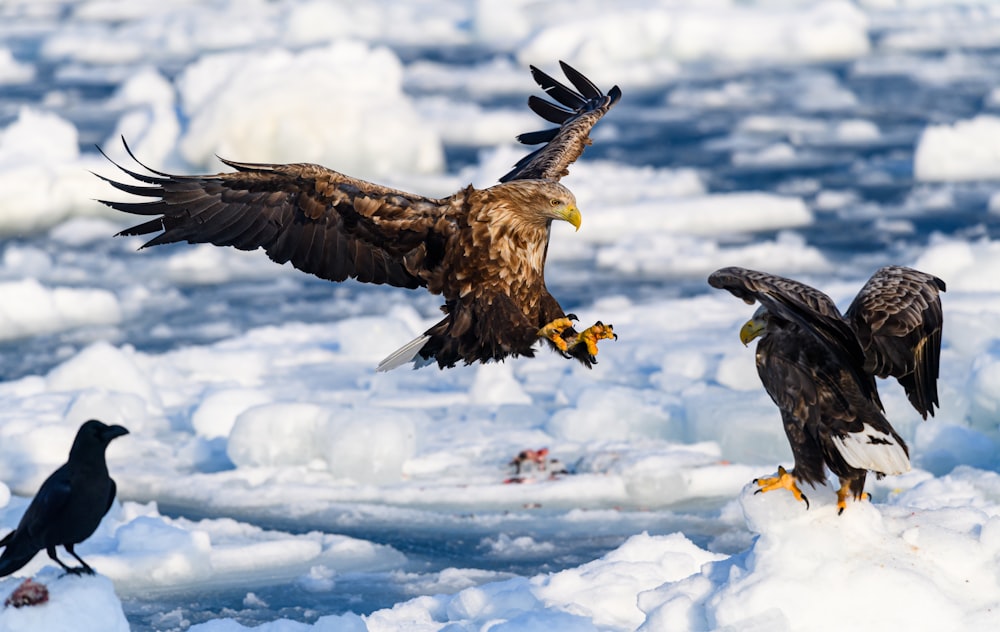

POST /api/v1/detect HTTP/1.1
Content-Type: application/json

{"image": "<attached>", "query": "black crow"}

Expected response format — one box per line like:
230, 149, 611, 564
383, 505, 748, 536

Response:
0, 419, 129, 577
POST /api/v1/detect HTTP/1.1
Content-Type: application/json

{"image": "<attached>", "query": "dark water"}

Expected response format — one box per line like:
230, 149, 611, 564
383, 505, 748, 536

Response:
118, 499, 743, 630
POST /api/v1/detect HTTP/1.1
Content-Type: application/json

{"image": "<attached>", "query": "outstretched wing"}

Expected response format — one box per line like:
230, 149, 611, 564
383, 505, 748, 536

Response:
846, 266, 946, 419
708, 266, 879, 407
499, 61, 621, 183
97, 141, 456, 289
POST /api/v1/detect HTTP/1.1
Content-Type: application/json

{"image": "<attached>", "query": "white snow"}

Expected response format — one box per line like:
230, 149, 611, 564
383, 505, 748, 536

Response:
516, 1, 870, 83
0, 280, 121, 342
191, 388, 272, 440
0, 48, 34, 84
914, 115, 1000, 181
0, 572, 129, 632
0, 109, 112, 234
582, 193, 814, 242
227, 403, 419, 484
638, 480, 1000, 631
913, 234, 1000, 292
175, 42, 444, 179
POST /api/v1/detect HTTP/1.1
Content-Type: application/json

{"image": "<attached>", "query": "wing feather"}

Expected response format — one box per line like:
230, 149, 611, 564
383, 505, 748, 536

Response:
20, 467, 73, 541
708, 266, 880, 408
98, 138, 455, 290
846, 266, 946, 419
527, 95, 575, 124
559, 60, 604, 99
500, 62, 621, 183
529, 65, 588, 108
515, 129, 560, 146
231, 219, 272, 253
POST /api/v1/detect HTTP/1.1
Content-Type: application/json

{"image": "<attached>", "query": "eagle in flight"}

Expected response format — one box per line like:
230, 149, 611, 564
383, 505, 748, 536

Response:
709, 266, 945, 513
97, 62, 620, 370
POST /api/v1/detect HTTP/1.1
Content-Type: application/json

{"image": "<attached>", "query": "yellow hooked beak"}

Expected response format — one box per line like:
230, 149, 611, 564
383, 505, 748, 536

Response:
558, 203, 582, 231
739, 317, 767, 346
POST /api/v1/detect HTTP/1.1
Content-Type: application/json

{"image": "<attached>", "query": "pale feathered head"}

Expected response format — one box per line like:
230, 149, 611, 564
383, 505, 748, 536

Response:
486, 180, 581, 232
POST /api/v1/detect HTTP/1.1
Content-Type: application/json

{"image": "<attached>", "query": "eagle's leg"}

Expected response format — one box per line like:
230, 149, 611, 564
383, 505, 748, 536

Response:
569, 322, 617, 357
537, 316, 578, 353
835, 479, 870, 515
753, 466, 810, 509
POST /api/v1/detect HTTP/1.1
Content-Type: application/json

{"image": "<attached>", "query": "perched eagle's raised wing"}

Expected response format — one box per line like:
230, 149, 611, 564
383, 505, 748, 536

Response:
845, 266, 946, 419
708, 266, 879, 407
96, 141, 453, 289
499, 61, 621, 183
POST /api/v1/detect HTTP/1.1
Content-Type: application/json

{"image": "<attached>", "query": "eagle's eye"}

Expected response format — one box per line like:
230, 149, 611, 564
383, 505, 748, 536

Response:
550, 198, 561, 207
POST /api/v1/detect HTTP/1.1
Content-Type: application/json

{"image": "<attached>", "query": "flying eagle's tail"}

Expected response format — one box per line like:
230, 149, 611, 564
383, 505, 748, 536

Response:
376, 335, 433, 372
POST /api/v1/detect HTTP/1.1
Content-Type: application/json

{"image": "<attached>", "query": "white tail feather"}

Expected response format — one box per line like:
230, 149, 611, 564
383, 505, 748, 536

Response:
376, 335, 432, 372
831, 424, 910, 475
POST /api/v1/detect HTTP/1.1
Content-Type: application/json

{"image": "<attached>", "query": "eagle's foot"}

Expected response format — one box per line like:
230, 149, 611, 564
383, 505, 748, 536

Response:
537, 316, 578, 353
835, 481, 870, 515
753, 466, 809, 509
569, 321, 617, 357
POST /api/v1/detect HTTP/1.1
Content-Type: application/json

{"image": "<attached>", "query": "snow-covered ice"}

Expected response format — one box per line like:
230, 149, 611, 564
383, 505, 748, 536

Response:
2, 0, 1000, 630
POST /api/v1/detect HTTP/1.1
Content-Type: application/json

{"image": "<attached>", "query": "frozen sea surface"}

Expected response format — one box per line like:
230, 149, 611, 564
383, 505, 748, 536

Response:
1, 1, 1000, 630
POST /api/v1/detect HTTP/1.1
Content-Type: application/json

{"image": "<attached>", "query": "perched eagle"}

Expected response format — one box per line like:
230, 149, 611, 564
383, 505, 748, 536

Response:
97, 62, 620, 370
708, 266, 945, 513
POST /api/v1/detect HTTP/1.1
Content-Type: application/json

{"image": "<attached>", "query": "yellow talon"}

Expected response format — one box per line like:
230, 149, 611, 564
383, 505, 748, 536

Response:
537, 317, 576, 352
538, 317, 616, 360
753, 466, 810, 509
836, 480, 870, 515
573, 321, 616, 356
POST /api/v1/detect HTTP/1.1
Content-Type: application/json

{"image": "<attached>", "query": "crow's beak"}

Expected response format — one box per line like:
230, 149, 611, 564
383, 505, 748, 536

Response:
101, 425, 130, 442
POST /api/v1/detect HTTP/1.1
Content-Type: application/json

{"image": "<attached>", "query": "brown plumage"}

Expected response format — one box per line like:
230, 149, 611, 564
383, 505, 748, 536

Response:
96, 62, 621, 370
708, 266, 945, 512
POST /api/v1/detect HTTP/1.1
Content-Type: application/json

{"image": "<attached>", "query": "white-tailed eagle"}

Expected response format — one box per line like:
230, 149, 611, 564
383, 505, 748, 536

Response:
97, 62, 620, 370
709, 266, 945, 513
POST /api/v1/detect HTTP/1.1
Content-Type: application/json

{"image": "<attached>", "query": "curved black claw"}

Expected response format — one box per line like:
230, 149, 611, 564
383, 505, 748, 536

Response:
565, 313, 579, 322
802, 494, 810, 510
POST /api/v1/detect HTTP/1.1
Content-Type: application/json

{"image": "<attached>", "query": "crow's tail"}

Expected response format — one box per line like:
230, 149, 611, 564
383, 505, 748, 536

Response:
0, 533, 37, 578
